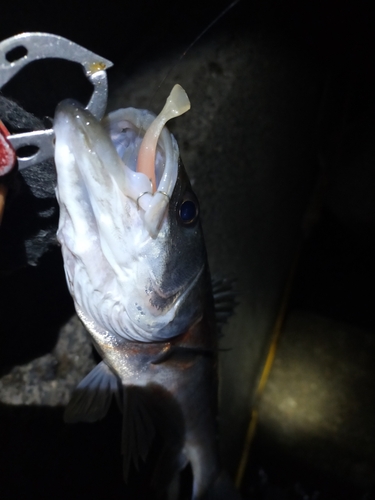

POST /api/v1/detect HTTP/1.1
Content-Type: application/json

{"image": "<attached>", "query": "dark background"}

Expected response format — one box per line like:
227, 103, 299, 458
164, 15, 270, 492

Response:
1, 1, 374, 499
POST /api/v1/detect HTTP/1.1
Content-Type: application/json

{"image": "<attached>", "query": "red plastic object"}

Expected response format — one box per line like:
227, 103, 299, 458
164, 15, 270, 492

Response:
0, 120, 16, 176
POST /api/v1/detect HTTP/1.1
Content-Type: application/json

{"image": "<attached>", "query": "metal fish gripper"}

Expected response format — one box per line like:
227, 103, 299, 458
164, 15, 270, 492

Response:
0, 32, 113, 171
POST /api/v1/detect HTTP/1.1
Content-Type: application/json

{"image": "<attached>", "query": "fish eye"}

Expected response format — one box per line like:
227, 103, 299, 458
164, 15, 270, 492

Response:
178, 198, 199, 226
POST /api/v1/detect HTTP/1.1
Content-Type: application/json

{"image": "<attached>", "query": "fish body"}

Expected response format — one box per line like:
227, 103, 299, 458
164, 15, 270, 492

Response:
53, 92, 239, 499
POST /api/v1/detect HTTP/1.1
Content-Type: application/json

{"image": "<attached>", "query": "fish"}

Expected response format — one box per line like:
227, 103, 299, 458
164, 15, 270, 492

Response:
53, 84, 240, 499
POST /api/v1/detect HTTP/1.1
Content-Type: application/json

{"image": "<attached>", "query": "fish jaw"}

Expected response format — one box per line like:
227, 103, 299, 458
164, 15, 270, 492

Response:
54, 100, 206, 343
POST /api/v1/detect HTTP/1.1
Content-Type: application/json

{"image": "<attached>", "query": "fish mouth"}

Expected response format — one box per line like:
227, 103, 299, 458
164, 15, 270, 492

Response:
55, 82, 190, 238
103, 84, 190, 237
54, 94, 198, 342
54, 99, 178, 237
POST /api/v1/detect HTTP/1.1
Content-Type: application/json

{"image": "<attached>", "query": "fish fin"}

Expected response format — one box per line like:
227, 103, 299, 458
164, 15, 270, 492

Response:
64, 361, 120, 423
211, 276, 239, 329
121, 386, 156, 481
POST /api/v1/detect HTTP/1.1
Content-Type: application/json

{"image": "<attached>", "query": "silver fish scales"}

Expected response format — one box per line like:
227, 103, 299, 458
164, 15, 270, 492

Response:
54, 86, 240, 499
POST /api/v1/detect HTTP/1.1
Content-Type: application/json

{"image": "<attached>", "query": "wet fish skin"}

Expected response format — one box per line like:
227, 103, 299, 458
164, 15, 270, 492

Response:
54, 100, 207, 344
54, 100, 240, 499
72, 162, 220, 497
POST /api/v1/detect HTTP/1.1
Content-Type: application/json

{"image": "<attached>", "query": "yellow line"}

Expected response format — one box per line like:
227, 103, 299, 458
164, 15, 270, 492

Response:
235, 245, 301, 489
235, 409, 258, 488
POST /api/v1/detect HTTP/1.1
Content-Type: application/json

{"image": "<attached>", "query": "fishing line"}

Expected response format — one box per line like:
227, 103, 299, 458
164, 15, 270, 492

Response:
138, 0, 241, 124
147, 0, 241, 108
134, 0, 241, 186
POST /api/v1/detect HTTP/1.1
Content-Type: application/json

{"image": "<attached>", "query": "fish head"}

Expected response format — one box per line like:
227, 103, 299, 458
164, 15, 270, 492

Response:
54, 95, 208, 343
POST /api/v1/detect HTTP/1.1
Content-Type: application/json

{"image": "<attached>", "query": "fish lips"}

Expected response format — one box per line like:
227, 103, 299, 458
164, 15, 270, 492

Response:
53, 100, 202, 342
53, 99, 152, 203
54, 100, 179, 239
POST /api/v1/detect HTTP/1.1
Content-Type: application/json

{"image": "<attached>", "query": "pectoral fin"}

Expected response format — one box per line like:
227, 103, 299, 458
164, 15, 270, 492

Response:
64, 361, 120, 423
211, 277, 238, 329
121, 386, 156, 480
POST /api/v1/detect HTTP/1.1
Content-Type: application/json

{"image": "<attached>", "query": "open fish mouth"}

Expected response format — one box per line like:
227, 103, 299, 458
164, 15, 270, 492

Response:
55, 84, 190, 239
54, 86, 201, 342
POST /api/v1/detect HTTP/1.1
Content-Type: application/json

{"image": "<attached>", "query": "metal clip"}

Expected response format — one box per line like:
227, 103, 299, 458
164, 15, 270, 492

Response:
0, 32, 113, 170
